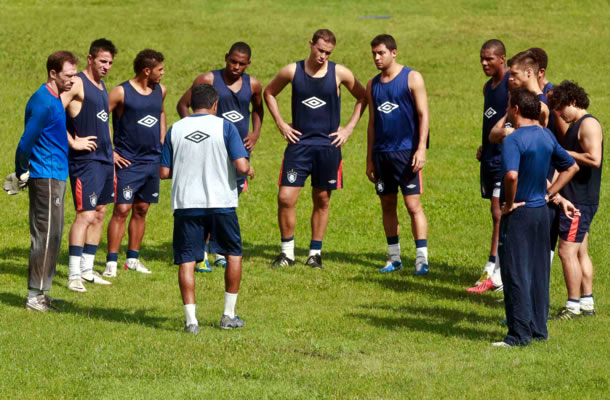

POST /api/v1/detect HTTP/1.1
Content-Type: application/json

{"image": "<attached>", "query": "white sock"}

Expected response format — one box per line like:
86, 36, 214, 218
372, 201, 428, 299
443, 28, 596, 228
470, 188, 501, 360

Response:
580, 296, 594, 310
203, 250, 208, 261
566, 299, 580, 313
388, 243, 401, 263
484, 261, 495, 275
68, 255, 82, 280
224, 292, 238, 318
416, 247, 428, 262
80, 253, 95, 275
308, 249, 321, 257
491, 258, 502, 287
126, 257, 137, 266
215, 254, 225, 261
549, 250, 555, 266
28, 289, 43, 299
184, 304, 197, 326
281, 240, 295, 260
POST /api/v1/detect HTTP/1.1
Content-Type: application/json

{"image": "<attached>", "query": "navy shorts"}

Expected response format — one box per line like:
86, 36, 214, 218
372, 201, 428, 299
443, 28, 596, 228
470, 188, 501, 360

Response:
559, 203, 598, 243
115, 162, 160, 204
373, 150, 422, 196
173, 212, 242, 265
278, 144, 343, 190
237, 175, 248, 195
69, 160, 114, 211
480, 163, 503, 199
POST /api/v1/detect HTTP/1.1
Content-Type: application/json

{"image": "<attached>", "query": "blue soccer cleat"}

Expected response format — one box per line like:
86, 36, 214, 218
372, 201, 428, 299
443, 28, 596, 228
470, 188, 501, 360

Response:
195, 259, 213, 273
214, 256, 227, 268
414, 257, 429, 275
379, 260, 403, 273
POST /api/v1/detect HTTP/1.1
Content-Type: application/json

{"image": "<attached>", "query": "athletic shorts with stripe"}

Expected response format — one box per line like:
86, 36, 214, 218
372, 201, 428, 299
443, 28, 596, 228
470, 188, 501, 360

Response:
558, 204, 598, 243
115, 162, 160, 204
69, 160, 114, 211
278, 144, 343, 190
373, 150, 422, 196
480, 162, 503, 199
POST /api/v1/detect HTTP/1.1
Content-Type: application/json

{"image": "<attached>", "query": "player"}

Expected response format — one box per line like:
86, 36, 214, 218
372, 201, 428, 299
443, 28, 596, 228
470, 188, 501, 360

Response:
8, 51, 79, 310
103, 49, 167, 277
264, 29, 367, 269
492, 88, 578, 347
365, 34, 430, 274
548, 81, 603, 320
62, 39, 117, 292
177, 42, 263, 271
470, 39, 509, 287
160, 84, 254, 333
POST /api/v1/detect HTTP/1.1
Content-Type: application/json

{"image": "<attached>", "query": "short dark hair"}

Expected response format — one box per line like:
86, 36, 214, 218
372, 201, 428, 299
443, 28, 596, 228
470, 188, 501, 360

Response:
47, 51, 78, 76
228, 42, 251, 59
312, 29, 336, 45
481, 39, 506, 56
528, 47, 548, 70
191, 84, 219, 110
133, 49, 164, 74
89, 38, 117, 58
371, 34, 397, 51
508, 50, 539, 74
510, 88, 541, 120
549, 80, 590, 110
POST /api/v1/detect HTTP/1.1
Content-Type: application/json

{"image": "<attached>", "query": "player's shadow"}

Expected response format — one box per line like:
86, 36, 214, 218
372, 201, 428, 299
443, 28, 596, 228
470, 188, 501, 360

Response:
0, 291, 172, 330
0, 247, 74, 281
347, 303, 505, 341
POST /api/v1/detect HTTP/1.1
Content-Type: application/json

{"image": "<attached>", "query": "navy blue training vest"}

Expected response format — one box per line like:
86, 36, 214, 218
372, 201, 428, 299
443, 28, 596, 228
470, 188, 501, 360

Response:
481, 71, 510, 169
213, 69, 251, 142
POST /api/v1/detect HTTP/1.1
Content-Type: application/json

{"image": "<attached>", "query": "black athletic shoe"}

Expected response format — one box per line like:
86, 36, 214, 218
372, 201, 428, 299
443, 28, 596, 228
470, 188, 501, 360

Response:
270, 252, 295, 268
581, 309, 596, 317
550, 307, 582, 320
305, 254, 323, 269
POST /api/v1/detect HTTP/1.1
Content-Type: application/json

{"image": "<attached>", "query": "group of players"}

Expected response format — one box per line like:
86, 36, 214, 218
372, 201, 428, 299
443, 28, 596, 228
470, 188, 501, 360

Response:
8, 31, 602, 341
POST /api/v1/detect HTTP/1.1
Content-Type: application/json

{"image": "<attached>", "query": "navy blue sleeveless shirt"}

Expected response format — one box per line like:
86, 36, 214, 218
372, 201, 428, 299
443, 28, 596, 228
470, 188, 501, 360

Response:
291, 60, 341, 145
112, 81, 163, 163
371, 67, 419, 152
213, 69, 251, 142
560, 114, 603, 205
67, 72, 113, 164
481, 71, 510, 170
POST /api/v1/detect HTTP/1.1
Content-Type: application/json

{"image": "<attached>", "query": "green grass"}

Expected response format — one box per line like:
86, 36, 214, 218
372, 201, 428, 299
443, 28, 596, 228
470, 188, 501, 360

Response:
0, 0, 609, 398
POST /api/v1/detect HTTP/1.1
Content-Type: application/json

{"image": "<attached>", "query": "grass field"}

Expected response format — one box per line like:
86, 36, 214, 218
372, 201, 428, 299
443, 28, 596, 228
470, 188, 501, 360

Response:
0, 0, 609, 398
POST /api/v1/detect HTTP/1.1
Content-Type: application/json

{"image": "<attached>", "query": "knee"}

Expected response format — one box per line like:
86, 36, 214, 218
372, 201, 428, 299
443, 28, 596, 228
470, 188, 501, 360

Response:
405, 199, 423, 216
75, 211, 97, 226
94, 206, 106, 224
278, 193, 296, 209
133, 204, 150, 218
112, 206, 131, 221
313, 196, 330, 211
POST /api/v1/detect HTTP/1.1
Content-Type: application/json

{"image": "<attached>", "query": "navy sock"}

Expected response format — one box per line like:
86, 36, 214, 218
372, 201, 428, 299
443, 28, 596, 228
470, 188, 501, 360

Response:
309, 240, 322, 250
69, 245, 83, 257
83, 243, 98, 256
386, 235, 399, 245
107, 253, 118, 262
414, 239, 427, 248
126, 249, 139, 259
281, 236, 294, 242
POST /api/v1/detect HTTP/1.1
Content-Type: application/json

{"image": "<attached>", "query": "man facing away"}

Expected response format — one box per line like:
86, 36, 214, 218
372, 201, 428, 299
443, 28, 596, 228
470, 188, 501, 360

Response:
365, 34, 430, 274
61, 38, 117, 292
104, 49, 167, 277
177, 42, 263, 271
11, 51, 78, 311
264, 29, 367, 269
160, 84, 254, 333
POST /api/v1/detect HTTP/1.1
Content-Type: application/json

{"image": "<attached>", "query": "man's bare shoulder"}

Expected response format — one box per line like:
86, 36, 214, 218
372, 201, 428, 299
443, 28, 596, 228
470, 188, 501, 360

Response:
193, 72, 214, 86
249, 75, 263, 92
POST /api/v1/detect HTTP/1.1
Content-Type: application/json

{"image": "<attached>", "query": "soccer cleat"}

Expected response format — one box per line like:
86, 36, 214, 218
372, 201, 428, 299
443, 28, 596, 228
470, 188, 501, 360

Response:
195, 259, 213, 273
581, 309, 596, 317
214, 255, 227, 268
184, 323, 199, 334
25, 294, 52, 312
270, 252, 295, 268
414, 256, 429, 275
474, 270, 491, 286
82, 271, 112, 285
493, 284, 504, 293
305, 254, 323, 269
467, 277, 495, 294
379, 260, 403, 273
550, 307, 581, 320
103, 261, 117, 278
491, 341, 512, 348
67, 278, 87, 293
220, 314, 245, 329
125, 259, 152, 274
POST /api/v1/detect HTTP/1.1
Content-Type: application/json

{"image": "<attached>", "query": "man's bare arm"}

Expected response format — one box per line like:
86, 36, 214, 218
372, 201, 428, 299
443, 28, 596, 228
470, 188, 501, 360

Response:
176, 72, 214, 118
365, 79, 376, 183
568, 118, 603, 168
328, 64, 367, 147
263, 64, 300, 143
489, 113, 513, 144
160, 83, 167, 144
108, 85, 130, 168
243, 76, 264, 151
409, 70, 429, 172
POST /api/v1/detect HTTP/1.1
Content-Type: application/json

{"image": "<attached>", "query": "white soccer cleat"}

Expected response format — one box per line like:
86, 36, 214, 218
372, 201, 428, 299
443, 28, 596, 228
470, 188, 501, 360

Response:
125, 259, 152, 274
82, 271, 112, 285
67, 278, 87, 293
103, 261, 117, 278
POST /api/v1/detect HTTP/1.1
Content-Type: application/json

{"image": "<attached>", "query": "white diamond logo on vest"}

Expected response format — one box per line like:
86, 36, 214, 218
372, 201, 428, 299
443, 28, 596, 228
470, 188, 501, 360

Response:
185, 130, 210, 144
484, 107, 497, 119
377, 101, 399, 114
222, 110, 244, 123
137, 115, 158, 127
96, 110, 108, 122
302, 97, 326, 109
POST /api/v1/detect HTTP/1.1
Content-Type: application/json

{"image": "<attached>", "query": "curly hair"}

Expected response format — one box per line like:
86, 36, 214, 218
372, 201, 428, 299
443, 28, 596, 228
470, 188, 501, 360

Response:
549, 80, 590, 110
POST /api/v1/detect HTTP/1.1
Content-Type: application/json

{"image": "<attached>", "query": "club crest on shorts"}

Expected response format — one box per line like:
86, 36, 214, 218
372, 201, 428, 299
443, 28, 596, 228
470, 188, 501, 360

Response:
54, 197, 61, 207
376, 180, 384, 193
89, 193, 98, 207
287, 169, 298, 184
123, 186, 133, 201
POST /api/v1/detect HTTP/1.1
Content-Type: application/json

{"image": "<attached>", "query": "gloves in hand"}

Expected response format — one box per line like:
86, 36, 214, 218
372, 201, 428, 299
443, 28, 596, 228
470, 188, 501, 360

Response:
3, 171, 29, 195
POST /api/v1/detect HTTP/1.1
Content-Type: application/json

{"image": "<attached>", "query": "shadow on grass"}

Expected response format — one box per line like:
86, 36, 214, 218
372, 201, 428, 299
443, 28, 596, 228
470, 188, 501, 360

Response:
0, 291, 172, 331
348, 303, 505, 341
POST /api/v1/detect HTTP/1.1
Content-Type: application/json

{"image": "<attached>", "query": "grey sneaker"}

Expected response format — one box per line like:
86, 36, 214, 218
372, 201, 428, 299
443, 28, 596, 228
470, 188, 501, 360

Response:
581, 309, 595, 317
270, 252, 295, 268
184, 323, 199, 334
220, 314, 245, 329
305, 254, 323, 269
25, 294, 56, 312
